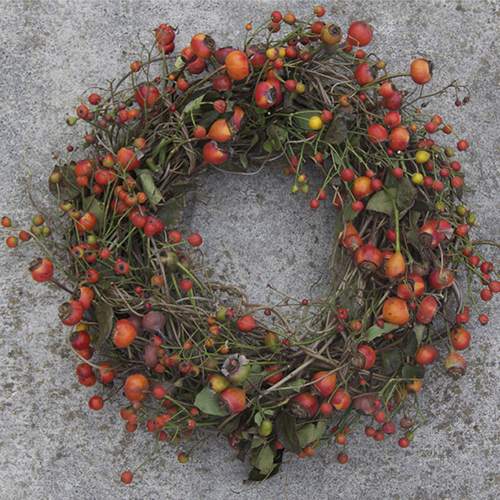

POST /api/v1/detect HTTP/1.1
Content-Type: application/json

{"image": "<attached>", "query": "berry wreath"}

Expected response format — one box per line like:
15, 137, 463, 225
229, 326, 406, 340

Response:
3, 7, 498, 485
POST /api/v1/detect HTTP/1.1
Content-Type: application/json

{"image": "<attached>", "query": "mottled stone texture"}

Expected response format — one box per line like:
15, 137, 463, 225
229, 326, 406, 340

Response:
0, 1, 499, 498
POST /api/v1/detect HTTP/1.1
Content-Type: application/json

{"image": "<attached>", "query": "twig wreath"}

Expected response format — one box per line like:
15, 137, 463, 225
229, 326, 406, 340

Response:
3, 6, 497, 484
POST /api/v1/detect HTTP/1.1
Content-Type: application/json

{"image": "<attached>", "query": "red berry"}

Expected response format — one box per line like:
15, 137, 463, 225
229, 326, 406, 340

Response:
121, 471, 133, 484
180, 280, 193, 292
382, 421, 396, 434
310, 199, 320, 210
341, 169, 355, 182
479, 314, 489, 325
398, 437, 410, 448
188, 233, 203, 246
320, 403, 333, 415
88, 396, 104, 410
365, 426, 376, 437
392, 168, 404, 178
351, 201, 364, 212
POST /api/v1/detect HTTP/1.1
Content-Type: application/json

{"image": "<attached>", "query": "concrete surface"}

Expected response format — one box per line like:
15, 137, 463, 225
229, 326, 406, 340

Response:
1, 0, 500, 499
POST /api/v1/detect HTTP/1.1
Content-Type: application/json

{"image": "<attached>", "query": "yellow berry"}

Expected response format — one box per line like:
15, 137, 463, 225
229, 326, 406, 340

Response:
415, 150, 430, 164
295, 82, 306, 94
412, 173, 424, 185
308, 116, 323, 131
266, 48, 279, 61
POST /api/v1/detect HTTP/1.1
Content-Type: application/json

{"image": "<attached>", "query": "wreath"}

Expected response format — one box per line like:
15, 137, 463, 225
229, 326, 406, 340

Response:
3, 7, 497, 484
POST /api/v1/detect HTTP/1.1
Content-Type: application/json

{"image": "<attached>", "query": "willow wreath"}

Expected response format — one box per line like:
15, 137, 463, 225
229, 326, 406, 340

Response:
3, 7, 497, 484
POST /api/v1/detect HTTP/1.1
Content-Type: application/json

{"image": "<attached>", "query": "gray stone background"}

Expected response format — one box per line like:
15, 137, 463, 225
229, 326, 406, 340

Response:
1, 0, 500, 499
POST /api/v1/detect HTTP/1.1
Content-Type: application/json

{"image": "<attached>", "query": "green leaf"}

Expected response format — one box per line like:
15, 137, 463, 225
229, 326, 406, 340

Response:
366, 189, 396, 216
48, 163, 80, 200
267, 123, 278, 140
381, 349, 403, 374
254, 413, 263, 426
413, 323, 426, 345
347, 133, 359, 146
86, 198, 105, 228
297, 421, 327, 446
136, 170, 162, 206
278, 378, 306, 397
263, 139, 273, 153
403, 331, 419, 356
239, 154, 248, 169
156, 198, 185, 229
293, 110, 321, 130
365, 322, 400, 341
246, 450, 283, 482
254, 106, 268, 115
275, 126, 288, 143
275, 410, 301, 454
169, 181, 192, 198
324, 116, 347, 145
199, 110, 221, 128
174, 56, 184, 69
251, 437, 264, 449
182, 93, 206, 115
93, 301, 114, 349
271, 139, 281, 151
395, 177, 417, 217
194, 386, 230, 416
413, 194, 436, 212
249, 444, 275, 474
342, 203, 360, 222
283, 90, 296, 108
249, 133, 260, 149
407, 209, 421, 245
222, 415, 241, 433
401, 363, 425, 380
